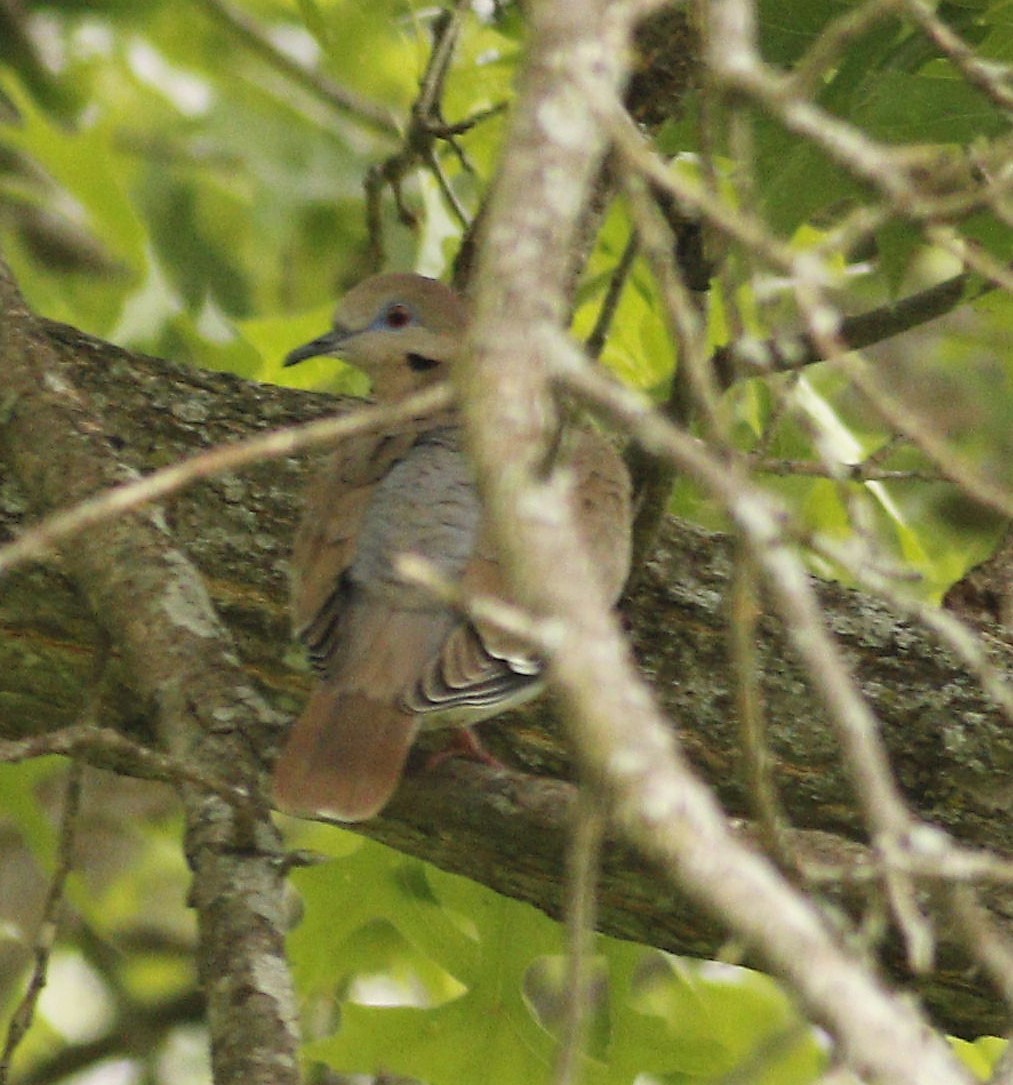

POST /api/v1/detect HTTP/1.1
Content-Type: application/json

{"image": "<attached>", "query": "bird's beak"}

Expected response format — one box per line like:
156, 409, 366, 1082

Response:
284, 324, 353, 367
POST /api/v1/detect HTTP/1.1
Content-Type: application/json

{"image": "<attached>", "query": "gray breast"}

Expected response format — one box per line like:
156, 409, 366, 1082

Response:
349, 428, 481, 604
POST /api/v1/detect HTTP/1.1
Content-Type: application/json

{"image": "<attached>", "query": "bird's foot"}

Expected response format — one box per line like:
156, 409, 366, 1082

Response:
423, 727, 507, 773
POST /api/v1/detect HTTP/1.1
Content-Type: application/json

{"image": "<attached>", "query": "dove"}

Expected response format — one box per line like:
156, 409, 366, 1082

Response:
273, 273, 631, 821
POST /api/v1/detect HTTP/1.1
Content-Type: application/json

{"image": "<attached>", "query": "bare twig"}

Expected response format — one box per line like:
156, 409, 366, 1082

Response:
815, 327, 1013, 522
804, 846, 1013, 887
814, 535, 1013, 723
0, 764, 82, 1085
730, 547, 799, 873
930, 223, 1013, 297
0, 383, 452, 577
585, 233, 639, 360
899, 0, 1013, 113
193, 0, 398, 135
553, 351, 956, 971
557, 346, 912, 817
712, 271, 993, 382
748, 455, 945, 484
0, 726, 253, 809
554, 790, 604, 1085
364, 0, 485, 267
622, 170, 719, 432
788, 0, 901, 99
944, 886, 1013, 1009
395, 551, 557, 650
607, 106, 801, 275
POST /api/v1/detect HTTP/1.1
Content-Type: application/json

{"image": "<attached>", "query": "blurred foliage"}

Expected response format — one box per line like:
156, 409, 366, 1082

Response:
1, 0, 1012, 1083
289, 832, 830, 1085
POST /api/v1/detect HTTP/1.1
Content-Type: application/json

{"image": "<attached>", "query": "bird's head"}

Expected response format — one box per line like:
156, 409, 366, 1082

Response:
285, 273, 467, 399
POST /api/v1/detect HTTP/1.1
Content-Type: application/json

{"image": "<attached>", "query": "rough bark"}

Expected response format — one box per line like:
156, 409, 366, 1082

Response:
0, 316, 1009, 1039
0, 293, 300, 1085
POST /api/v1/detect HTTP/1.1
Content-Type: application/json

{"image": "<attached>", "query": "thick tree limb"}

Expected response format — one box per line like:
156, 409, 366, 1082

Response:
0, 316, 1010, 1039
0, 269, 300, 1085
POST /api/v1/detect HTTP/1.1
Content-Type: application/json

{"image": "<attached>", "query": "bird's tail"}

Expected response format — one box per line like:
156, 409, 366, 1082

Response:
272, 686, 418, 822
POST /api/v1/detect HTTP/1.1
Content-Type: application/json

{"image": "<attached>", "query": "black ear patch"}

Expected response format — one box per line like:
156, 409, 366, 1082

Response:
407, 353, 441, 372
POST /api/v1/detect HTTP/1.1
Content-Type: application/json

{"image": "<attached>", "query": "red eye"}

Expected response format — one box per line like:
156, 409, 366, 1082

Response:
385, 303, 412, 328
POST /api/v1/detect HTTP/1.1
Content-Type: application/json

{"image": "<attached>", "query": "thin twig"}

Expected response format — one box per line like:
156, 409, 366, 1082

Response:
0, 763, 83, 1085
814, 534, 1013, 723
193, 0, 399, 136
711, 33, 938, 215
930, 223, 1013, 297
712, 271, 992, 383
943, 886, 1013, 1008
748, 455, 945, 484
802, 846, 1013, 887
730, 547, 799, 874
554, 350, 1013, 886
623, 169, 719, 433
606, 105, 801, 276
365, 0, 476, 266
554, 789, 604, 1085
899, 0, 1013, 113
0, 726, 254, 808
0, 383, 453, 577
788, 0, 901, 99
423, 147, 471, 227
781, 272, 946, 973
828, 336, 1013, 520
553, 346, 937, 971
585, 234, 639, 359
395, 552, 557, 650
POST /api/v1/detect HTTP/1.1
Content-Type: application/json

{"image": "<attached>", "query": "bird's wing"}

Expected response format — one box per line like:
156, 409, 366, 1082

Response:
405, 426, 632, 722
290, 424, 437, 667
276, 425, 481, 821
405, 549, 543, 719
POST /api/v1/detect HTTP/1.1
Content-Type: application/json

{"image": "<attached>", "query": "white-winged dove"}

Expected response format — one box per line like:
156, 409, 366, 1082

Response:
273, 273, 632, 821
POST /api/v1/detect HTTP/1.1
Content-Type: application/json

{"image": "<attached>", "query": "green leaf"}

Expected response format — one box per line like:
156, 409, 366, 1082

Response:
758, 0, 851, 66
755, 117, 864, 236
610, 952, 826, 1084
310, 993, 559, 1085
303, 854, 571, 1085
950, 1034, 1008, 1080
853, 71, 1008, 143
0, 759, 66, 867
875, 218, 924, 294
1, 77, 149, 272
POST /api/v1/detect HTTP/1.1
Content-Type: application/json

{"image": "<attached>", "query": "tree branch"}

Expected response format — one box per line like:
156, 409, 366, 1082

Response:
712, 271, 993, 382
0, 265, 299, 1085
0, 314, 1010, 1038
193, 0, 399, 137
457, 0, 983, 1080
